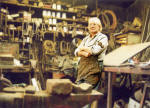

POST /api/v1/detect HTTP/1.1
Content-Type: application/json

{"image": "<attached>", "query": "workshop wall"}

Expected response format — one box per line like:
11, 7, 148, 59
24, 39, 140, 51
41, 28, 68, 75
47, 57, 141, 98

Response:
127, 0, 150, 22
0, 0, 88, 87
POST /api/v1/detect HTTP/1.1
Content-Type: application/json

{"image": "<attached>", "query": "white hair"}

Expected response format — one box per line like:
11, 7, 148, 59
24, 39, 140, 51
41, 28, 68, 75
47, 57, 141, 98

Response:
88, 17, 102, 32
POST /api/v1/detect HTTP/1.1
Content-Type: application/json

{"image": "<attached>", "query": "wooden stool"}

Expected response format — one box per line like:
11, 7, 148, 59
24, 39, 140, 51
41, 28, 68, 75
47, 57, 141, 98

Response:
140, 83, 150, 108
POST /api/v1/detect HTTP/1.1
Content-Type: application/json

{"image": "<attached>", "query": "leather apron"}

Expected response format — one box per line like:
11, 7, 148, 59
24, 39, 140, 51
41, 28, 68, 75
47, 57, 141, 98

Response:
76, 55, 100, 86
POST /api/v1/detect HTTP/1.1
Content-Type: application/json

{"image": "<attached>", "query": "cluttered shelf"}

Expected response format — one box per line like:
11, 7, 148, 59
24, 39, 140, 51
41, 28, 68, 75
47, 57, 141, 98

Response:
0, 1, 76, 13
5, 18, 88, 25
0, 1, 89, 24
0, 65, 30, 70
0, 1, 90, 16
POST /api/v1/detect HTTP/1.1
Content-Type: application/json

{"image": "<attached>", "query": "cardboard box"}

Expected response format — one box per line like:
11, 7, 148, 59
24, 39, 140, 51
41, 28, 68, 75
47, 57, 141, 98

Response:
128, 98, 146, 108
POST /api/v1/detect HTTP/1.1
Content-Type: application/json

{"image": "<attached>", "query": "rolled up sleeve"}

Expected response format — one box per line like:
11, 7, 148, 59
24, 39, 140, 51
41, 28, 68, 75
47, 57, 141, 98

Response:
91, 36, 108, 55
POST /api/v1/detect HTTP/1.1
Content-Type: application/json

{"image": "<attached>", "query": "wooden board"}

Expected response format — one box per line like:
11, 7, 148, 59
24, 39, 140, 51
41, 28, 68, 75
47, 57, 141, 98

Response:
103, 42, 150, 66
0, 90, 103, 108
24, 90, 103, 108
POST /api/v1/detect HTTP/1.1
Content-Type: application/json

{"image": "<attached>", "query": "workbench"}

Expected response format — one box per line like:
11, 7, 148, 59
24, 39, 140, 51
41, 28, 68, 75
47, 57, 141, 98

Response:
103, 42, 150, 108
0, 90, 103, 108
104, 65, 150, 108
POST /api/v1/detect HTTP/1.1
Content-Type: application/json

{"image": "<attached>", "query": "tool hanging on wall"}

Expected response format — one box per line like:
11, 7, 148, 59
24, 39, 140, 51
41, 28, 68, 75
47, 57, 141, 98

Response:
56, 23, 63, 37
43, 40, 56, 55
98, 11, 110, 29
98, 9, 117, 30
72, 23, 77, 38
3, 10, 8, 38
103, 10, 117, 30
41, 23, 46, 32
56, 22, 68, 38
66, 42, 71, 53
60, 40, 67, 55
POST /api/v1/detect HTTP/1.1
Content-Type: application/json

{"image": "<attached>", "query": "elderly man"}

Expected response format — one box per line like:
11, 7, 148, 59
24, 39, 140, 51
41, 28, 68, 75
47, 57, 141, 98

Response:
74, 17, 108, 88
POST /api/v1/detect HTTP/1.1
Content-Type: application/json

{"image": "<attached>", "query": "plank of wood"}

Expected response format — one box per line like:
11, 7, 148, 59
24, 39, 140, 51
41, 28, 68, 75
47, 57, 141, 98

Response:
103, 42, 150, 66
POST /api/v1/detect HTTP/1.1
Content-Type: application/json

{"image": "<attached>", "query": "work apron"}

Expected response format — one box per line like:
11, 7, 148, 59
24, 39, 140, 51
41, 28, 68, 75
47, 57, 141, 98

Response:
76, 55, 100, 87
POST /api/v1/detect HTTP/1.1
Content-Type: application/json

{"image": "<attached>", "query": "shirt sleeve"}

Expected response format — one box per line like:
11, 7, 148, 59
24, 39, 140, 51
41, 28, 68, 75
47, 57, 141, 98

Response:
90, 35, 108, 55
74, 37, 86, 56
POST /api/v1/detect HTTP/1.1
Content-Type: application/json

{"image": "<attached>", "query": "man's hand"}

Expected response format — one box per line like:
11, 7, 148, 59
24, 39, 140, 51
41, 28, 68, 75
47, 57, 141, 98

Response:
78, 50, 91, 57
80, 47, 92, 54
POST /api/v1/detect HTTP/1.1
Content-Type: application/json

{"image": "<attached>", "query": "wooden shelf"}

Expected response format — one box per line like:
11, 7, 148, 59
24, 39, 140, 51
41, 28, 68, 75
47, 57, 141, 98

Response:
20, 49, 29, 51
6, 18, 87, 24
41, 30, 86, 36
47, 17, 87, 24
6, 19, 87, 30
0, 1, 92, 17
19, 57, 29, 60
0, 1, 76, 14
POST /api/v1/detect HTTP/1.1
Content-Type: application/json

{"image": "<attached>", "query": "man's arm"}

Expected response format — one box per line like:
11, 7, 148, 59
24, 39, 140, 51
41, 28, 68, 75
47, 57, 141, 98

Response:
77, 49, 91, 57
90, 36, 108, 55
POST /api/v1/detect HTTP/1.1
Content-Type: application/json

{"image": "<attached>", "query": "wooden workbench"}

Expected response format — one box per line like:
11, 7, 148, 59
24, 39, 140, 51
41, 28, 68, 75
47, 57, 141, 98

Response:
103, 42, 150, 108
104, 65, 150, 108
0, 90, 103, 108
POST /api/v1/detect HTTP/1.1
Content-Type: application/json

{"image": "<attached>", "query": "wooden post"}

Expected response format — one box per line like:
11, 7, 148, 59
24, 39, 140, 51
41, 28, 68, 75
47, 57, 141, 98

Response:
107, 72, 112, 108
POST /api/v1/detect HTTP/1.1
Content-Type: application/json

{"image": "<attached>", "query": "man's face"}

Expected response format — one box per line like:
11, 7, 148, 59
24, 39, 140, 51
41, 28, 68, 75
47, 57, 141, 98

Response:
88, 23, 100, 35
